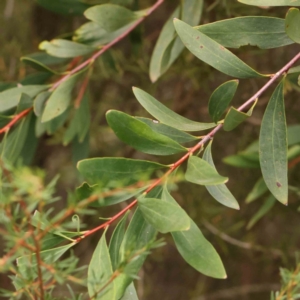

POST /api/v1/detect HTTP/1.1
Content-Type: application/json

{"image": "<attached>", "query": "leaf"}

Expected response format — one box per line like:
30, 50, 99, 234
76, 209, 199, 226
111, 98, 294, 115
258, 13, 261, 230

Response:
106, 110, 187, 155
132, 87, 216, 131
285, 8, 300, 44
223, 154, 260, 168
16, 93, 33, 114
26, 52, 69, 66
138, 198, 190, 233
136, 117, 198, 143
149, 0, 203, 82
88, 231, 115, 300
84, 4, 139, 32
247, 195, 276, 229
288, 125, 300, 145
203, 141, 239, 210
109, 213, 128, 271
41, 70, 84, 122
33, 91, 51, 117
208, 80, 239, 123
0, 85, 48, 112
196, 17, 294, 49
173, 19, 265, 79
223, 100, 257, 131
246, 177, 268, 203
259, 80, 288, 204
39, 39, 95, 58
185, 156, 228, 186
36, 0, 91, 15
238, 0, 300, 6
21, 57, 60, 74
77, 158, 166, 186
120, 283, 139, 300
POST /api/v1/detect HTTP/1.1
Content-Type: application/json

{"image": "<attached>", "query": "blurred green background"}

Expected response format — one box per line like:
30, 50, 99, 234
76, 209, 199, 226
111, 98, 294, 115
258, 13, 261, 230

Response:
1, 0, 300, 299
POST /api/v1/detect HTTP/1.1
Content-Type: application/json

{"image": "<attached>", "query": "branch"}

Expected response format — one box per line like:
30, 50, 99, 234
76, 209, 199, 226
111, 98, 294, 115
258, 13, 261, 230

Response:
77, 51, 300, 242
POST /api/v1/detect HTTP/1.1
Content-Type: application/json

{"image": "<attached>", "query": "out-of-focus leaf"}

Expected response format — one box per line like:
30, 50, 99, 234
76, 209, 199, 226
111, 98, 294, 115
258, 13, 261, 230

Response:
26, 52, 69, 66
259, 80, 288, 204
288, 145, 300, 160
0, 85, 48, 113
16, 93, 33, 113
238, 0, 300, 6
247, 195, 276, 229
223, 100, 257, 131
71, 131, 89, 164
36, 0, 91, 15
20, 72, 52, 85
196, 17, 293, 49
208, 80, 239, 123
174, 19, 265, 78
77, 158, 166, 186
136, 117, 198, 143
42, 70, 84, 122
185, 156, 228, 186
285, 8, 300, 44
138, 198, 190, 233
133, 88, 215, 131
246, 177, 268, 203
120, 283, 139, 300
203, 141, 239, 209
84, 4, 140, 32
150, 0, 203, 82
106, 110, 187, 155
21, 57, 60, 74
223, 154, 260, 168
288, 125, 300, 145
88, 231, 115, 299
33, 91, 51, 117
39, 39, 95, 58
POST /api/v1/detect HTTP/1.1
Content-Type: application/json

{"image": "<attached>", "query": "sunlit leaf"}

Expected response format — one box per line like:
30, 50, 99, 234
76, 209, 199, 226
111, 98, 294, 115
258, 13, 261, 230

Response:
259, 79, 288, 204
133, 88, 215, 131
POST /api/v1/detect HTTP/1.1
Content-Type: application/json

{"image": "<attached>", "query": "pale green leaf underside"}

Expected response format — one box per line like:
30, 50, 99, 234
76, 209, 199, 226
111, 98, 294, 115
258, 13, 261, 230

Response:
133, 87, 216, 132
259, 80, 288, 204
238, 0, 300, 6
174, 19, 265, 79
285, 8, 300, 44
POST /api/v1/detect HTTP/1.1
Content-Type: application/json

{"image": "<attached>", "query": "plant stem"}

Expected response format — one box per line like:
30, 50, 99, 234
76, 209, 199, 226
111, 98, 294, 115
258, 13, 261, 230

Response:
78, 51, 300, 241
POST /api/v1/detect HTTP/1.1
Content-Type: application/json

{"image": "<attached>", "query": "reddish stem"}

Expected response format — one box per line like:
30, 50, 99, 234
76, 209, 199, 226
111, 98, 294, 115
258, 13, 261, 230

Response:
78, 51, 300, 242
0, 108, 32, 135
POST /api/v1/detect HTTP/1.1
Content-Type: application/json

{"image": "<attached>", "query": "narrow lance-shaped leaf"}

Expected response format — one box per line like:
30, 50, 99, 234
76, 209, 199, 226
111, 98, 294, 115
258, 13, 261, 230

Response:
259, 79, 288, 204
285, 8, 300, 44
185, 156, 228, 186
246, 177, 268, 203
223, 99, 257, 131
77, 158, 166, 187
21, 57, 60, 74
174, 19, 265, 79
133, 87, 216, 131
88, 230, 116, 300
203, 141, 239, 210
106, 110, 187, 156
138, 197, 190, 233
161, 185, 226, 279
196, 17, 294, 49
238, 0, 300, 6
120, 283, 139, 300
208, 80, 239, 123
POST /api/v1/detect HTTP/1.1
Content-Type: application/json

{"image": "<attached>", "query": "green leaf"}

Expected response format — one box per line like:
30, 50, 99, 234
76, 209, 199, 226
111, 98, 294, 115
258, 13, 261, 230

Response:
21, 57, 60, 74
138, 198, 190, 233
149, 0, 203, 82
208, 80, 239, 123
16, 93, 33, 114
106, 110, 187, 155
41, 70, 84, 122
88, 231, 115, 300
247, 195, 276, 229
174, 19, 264, 79
288, 125, 300, 145
63, 93, 90, 145
26, 52, 69, 66
132, 88, 216, 131
259, 80, 288, 204
223, 100, 257, 131
120, 283, 139, 300
196, 17, 294, 49
136, 117, 198, 143
77, 158, 166, 186
185, 156, 228, 186
0, 85, 48, 113
84, 4, 139, 32
246, 177, 268, 203
36, 0, 91, 15
223, 153, 260, 168
72, 131, 90, 164
238, 0, 300, 6
285, 8, 300, 44
33, 91, 51, 117
20, 72, 52, 85
203, 141, 239, 210
39, 39, 95, 58
109, 213, 128, 271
